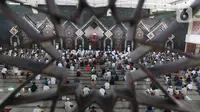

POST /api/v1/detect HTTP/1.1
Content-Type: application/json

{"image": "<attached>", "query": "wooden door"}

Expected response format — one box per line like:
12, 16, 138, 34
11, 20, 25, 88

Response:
186, 43, 196, 54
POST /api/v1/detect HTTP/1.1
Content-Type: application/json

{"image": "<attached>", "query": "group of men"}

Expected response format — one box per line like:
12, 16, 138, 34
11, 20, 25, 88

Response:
0, 48, 198, 112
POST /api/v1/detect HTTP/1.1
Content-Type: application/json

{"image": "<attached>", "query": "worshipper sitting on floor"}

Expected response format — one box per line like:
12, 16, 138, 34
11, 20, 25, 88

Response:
145, 106, 153, 112
43, 83, 50, 91
187, 82, 193, 90
124, 75, 126, 81
44, 78, 48, 85
26, 72, 31, 79
66, 63, 70, 69
57, 61, 63, 68
174, 88, 179, 95
80, 59, 84, 67
111, 69, 116, 75
91, 74, 97, 81
86, 64, 91, 72
90, 79, 96, 88
33, 105, 44, 112
174, 90, 184, 100
165, 76, 171, 86
76, 69, 81, 77
64, 98, 74, 112
91, 67, 96, 74
104, 70, 111, 81
153, 88, 160, 96
186, 75, 192, 83
104, 81, 110, 90
110, 76, 115, 85
31, 82, 38, 93
167, 86, 174, 96
181, 85, 187, 96
83, 86, 90, 95
99, 86, 106, 96
74, 77, 80, 84
97, 70, 102, 77
176, 77, 183, 87
70, 64, 75, 71
174, 74, 179, 82
12, 66, 20, 77
114, 74, 119, 81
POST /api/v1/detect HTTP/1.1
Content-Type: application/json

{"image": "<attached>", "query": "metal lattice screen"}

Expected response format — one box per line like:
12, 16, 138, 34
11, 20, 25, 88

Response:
0, 0, 200, 112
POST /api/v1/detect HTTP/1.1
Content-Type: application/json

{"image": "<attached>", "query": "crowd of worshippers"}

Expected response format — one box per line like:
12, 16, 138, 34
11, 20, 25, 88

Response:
0, 48, 199, 112
145, 67, 200, 100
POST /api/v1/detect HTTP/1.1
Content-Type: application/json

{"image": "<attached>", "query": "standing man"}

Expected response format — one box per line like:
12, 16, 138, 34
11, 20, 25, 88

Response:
1, 66, 7, 79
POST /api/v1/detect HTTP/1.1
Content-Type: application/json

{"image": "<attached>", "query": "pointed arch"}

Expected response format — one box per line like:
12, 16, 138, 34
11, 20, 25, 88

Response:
104, 38, 113, 51
10, 35, 20, 47
165, 39, 174, 49
75, 37, 84, 49
124, 40, 133, 51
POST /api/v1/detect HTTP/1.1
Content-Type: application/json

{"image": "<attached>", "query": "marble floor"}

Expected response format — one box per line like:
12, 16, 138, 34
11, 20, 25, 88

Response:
0, 68, 197, 112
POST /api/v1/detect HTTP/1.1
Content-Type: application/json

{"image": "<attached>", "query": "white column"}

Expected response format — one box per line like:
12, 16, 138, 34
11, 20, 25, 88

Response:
60, 38, 63, 49
185, 12, 200, 52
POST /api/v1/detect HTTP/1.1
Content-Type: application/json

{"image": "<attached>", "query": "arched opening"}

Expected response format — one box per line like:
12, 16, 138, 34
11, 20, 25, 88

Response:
89, 33, 99, 50
104, 38, 112, 51
165, 40, 174, 49
125, 40, 133, 52
10, 36, 20, 50
76, 37, 84, 50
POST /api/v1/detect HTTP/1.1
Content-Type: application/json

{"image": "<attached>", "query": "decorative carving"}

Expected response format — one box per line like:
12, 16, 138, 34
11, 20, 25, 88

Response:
43, 24, 54, 37
105, 30, 113, 38
21, 31, 29, 43
76, 29, 84, 37
147, 32, 155, 40
113, 27, 123, 39
65, 25, 76, 38
136, 28, 144, 40
192, 21, 200, 35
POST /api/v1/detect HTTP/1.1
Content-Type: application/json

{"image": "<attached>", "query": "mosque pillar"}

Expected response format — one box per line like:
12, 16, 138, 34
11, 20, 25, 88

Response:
185, 14, 200, 54
53, 40, 56, 47
60, 38, 63, 49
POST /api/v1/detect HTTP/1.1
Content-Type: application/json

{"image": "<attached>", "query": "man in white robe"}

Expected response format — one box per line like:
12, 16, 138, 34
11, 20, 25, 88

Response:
50, 77, 56, 84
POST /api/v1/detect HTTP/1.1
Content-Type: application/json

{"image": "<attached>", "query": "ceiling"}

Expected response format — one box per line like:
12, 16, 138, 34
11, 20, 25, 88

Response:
8, 0, 193, 10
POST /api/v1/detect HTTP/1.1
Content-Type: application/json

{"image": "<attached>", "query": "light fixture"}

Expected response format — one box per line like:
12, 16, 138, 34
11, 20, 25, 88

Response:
8, 87, 14, 91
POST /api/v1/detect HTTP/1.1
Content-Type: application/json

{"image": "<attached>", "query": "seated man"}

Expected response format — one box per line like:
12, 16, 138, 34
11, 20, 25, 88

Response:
104, 81, 110, 90
91, 74, 97, 81
43, 84, 50, 91
33, 105, 43, 112
91, 67, 96, 74
99, 87, 106, 96
65, 98, 74, 112
76, 70, 81, 77
187, 82, 193, 90
181, 85, 187, 95
70, 64, 75, 71
83, 86, 90, 95
167, 86, 174, 96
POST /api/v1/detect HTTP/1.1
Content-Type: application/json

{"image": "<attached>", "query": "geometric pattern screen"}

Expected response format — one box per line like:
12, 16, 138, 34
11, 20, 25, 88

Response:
0, 0, 200, 112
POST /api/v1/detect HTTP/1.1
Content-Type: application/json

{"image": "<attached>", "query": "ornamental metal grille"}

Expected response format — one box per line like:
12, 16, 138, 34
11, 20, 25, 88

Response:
0, 0, 200, 112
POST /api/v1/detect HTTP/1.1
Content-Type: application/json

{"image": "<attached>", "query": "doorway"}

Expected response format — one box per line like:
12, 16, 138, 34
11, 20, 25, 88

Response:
125, 40, 133, 52
104, 38, 112, 51
76, 37, 84, 50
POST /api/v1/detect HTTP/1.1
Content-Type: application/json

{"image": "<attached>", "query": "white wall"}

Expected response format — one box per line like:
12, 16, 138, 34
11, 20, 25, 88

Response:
186, 34, 200, 44
12, 0, 192, 9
